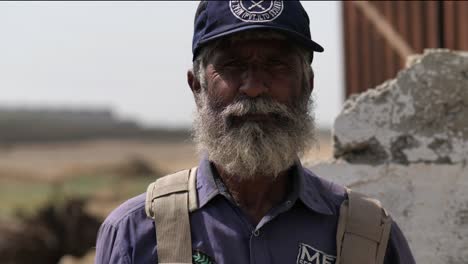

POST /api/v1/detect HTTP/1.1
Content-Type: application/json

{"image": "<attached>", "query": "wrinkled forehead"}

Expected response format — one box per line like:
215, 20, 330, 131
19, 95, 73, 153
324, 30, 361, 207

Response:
204, 30, 305, 62
222, 40, 300, 61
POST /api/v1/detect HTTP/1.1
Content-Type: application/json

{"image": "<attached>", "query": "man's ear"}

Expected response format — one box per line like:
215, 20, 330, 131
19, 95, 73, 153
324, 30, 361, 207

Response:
308, 73, 314, 93
187, 70, 201, 94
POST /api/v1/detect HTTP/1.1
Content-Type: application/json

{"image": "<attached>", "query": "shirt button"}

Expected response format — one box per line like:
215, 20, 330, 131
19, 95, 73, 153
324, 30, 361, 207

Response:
253, 230, 260, 237
286, 200, 292, 206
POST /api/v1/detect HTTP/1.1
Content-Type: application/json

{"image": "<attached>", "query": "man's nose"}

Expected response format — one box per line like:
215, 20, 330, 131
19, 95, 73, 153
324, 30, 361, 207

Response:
239, 66, 269, 97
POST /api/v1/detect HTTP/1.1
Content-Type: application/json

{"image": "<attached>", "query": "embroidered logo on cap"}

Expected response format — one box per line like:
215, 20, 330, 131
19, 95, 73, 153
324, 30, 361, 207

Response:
296, 243, 336, 264
230, 0, 284, 23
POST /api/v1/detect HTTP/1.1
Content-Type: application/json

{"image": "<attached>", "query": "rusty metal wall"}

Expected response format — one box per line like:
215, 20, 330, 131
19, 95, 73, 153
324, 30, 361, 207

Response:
343, 1, 468, 97
443, 1, 468, 50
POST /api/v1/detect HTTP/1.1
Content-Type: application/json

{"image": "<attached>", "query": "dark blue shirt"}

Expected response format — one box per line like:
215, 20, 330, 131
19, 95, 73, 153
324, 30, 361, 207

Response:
95, 158, 415, 264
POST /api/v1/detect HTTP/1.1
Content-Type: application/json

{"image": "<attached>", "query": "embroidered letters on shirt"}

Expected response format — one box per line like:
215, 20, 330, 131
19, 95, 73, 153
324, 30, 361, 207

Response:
296, 243, 336, 264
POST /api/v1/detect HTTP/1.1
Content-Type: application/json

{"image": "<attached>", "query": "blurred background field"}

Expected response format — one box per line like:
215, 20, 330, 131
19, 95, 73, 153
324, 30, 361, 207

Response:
0, 132, 332, 220
0, 112, 332, 263
0, 138, 198, 220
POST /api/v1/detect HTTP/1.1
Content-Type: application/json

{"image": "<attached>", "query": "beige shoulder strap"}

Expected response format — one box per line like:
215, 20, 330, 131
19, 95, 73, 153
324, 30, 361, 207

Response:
145, 167, 198, 264
336, 189, 392, 264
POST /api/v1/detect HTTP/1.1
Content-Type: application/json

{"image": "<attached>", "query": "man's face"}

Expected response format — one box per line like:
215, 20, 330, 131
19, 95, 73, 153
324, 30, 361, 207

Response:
191, 36, 315, 180
204, 38, 307, 110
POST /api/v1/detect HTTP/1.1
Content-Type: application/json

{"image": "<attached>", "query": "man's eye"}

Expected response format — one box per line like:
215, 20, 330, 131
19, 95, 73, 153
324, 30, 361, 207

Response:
268, 60, 287, 67
223, 61, 244, 68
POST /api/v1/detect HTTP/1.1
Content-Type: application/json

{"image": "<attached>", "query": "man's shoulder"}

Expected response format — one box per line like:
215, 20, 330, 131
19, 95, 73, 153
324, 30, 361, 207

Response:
303, 167, 347, 198
102, 192, 149, 228
302, 167, 348, 210
96, 192, 157, 263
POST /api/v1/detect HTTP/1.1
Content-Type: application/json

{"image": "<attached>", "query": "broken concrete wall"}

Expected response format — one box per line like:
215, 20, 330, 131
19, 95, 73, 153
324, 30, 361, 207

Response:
306, 50, 468, 263
333, 49, 468, 165
310, 163, 468, 264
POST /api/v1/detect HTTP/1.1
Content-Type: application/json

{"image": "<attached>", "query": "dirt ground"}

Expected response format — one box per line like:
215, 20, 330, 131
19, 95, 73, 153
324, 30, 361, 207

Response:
0, 139, 198, 181
0, 133, 332, 183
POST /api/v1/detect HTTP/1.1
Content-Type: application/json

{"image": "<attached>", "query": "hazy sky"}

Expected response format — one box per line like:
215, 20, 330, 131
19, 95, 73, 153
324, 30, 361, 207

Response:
0, 1, 344, 129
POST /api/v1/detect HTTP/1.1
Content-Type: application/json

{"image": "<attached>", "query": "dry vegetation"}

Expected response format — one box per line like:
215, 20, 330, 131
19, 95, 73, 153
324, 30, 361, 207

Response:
0, 132, 332, 263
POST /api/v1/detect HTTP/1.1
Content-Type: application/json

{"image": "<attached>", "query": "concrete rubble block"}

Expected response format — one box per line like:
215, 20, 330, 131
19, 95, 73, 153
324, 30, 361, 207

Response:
309, 163, 468, 264
333, 49, 468, 164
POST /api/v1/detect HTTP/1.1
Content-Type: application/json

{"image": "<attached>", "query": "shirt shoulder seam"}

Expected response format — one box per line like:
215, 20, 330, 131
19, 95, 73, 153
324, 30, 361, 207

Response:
105, 202, 146, 229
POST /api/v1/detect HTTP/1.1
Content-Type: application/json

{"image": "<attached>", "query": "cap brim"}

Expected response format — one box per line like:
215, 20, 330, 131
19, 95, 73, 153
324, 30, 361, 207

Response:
198, 24, 324, 53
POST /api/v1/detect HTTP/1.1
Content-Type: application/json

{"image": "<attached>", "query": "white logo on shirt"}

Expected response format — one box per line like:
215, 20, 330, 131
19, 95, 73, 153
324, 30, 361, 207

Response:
296, 243, 336, 264
229, 0, 284, 22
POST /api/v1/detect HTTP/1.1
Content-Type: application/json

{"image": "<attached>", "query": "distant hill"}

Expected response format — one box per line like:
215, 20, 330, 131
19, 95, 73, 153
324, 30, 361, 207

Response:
0, 108, 190, 144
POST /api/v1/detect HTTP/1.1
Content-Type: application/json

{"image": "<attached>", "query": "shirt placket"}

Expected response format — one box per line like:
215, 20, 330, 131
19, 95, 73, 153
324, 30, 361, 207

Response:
249, 227, 268, 264
249, 198, 296, 264
208, 161, 300, 264
224, 202, 266, 264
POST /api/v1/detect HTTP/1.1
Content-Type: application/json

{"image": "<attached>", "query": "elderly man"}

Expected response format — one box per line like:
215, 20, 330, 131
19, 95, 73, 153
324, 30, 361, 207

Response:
96, 1, 415, 263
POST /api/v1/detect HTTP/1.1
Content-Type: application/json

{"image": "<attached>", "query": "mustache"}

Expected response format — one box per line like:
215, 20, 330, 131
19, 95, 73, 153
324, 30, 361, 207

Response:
220, 96, 296, 122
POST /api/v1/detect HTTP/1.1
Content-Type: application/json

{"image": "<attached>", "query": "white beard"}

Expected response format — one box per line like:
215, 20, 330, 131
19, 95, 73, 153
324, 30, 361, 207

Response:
193, 89, 315, 180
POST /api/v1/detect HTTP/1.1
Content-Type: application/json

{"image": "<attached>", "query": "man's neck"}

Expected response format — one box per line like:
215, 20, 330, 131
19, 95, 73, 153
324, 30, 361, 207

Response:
214, 164, 292, 226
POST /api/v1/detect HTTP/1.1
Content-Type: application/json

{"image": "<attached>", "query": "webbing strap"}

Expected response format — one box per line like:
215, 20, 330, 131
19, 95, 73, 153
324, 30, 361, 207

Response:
145, 167, 198, 264
188, 168, 198, 212
336, 189, 392, 264
154, 191, 192, 264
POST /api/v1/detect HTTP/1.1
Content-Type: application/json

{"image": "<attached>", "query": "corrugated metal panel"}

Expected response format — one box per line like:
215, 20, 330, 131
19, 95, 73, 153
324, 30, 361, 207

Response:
425, 1, 440, 48
444, 1, 456, 49
343, 1, 360, 95
343, 1, 468, 97
462, 1, 468, 49
381, 1, 397, 81
444, 1, 468, 50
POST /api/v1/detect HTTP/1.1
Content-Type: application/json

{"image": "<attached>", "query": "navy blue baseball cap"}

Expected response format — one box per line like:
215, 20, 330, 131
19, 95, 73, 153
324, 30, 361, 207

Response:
192, 0, 324, 61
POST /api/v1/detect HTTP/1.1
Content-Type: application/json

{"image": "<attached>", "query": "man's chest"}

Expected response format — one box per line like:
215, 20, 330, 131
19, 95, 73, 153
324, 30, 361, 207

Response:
189, 201, 338, 264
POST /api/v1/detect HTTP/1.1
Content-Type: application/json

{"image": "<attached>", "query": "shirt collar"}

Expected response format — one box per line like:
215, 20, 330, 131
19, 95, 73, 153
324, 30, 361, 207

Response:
295, 161, 334, 215
195, 157, 334, 216
196, 157, 220, 208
